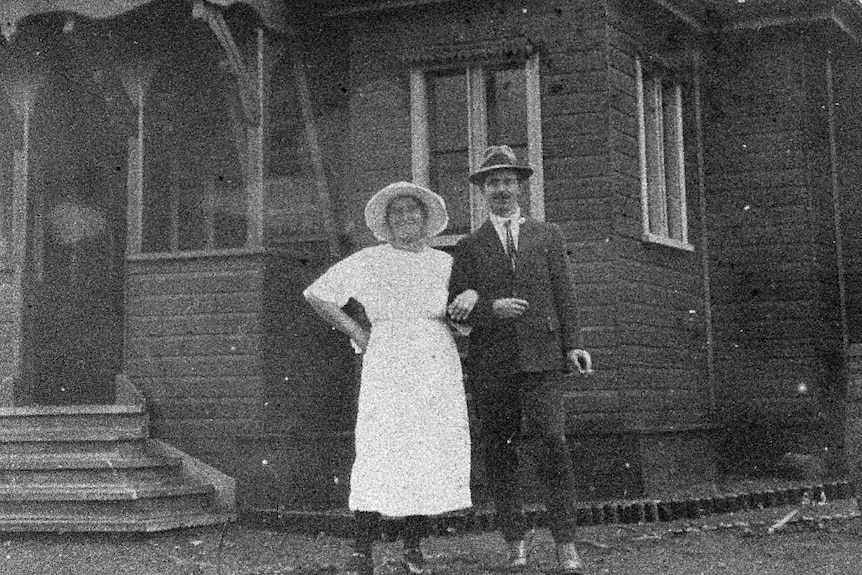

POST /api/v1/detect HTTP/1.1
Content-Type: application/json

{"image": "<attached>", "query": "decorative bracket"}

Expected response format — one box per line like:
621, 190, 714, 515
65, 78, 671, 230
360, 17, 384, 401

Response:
192, 0, 260, 125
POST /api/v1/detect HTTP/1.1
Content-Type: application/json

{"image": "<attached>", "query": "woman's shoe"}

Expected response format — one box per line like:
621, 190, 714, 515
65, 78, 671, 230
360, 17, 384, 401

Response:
401, 547, 425, 575
345, 552, 374, 575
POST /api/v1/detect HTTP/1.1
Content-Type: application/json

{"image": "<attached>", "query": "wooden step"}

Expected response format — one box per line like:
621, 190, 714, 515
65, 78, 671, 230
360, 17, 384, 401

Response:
0, 437, 149, 456
0, 482, 211, 501
0, 510, 237, 532
0, 379, 236, 531
0, 405, 147, 432
0, 484, 216, 517
0, 424, 148, 443
0, 454, 185, 485
0, 452, 179, 471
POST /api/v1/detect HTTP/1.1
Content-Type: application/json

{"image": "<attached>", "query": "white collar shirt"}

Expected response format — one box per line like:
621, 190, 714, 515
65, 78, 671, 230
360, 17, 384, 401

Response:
489, 209, 524, 253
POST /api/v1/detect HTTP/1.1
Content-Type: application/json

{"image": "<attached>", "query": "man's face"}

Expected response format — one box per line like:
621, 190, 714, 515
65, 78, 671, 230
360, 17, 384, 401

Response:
481, 169, 522, 217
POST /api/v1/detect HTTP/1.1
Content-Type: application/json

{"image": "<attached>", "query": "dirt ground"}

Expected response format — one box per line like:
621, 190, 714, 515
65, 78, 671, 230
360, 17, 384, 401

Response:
0, 499, 860, 575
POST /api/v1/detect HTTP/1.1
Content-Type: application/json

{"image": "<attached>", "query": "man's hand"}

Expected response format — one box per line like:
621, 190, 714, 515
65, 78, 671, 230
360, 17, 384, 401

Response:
491, 298, 530, 319
567, 349, 593, 375
448, 289, 479, 322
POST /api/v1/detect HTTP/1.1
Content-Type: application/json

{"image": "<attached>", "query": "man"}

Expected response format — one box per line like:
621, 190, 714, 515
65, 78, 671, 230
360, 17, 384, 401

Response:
447, 145, 592, 574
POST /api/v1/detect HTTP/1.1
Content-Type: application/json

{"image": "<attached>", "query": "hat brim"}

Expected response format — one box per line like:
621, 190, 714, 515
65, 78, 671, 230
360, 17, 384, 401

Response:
364, 182, 449, 242
468, 164, 534, 185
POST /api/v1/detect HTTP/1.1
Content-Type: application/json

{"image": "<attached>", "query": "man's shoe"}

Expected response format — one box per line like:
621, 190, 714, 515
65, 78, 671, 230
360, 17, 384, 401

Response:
507, 539, 529, 569
401, 547, 425, 575
346, 552, 374, 575
555, 542, 585, 574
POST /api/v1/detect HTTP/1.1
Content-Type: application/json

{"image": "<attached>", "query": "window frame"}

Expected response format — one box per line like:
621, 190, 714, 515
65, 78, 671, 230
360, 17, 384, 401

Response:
410, 53, 544, 246
130, 28, 265, 259
636, 55, 693, 252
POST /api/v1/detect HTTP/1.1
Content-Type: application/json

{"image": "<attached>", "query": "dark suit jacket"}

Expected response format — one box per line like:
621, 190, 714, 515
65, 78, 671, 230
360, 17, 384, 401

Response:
449, 218, 580, 380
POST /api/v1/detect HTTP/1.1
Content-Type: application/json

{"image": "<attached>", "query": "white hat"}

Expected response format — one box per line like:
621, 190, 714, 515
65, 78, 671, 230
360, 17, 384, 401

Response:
364, 181, 449, 242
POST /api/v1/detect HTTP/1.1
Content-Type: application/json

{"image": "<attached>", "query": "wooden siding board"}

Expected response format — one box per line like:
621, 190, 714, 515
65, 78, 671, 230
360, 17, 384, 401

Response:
619, 389, 707, 412
609, 108, 638, 139
577, 304, 616, 327
545, 50, 607, 75
541, 134, 609, 159
717, 300, 817, 324
710, 281, 819, 306
151, 397, 262, 421
573, 260, 702, 294
616, 303, 704, 332
613, 238, 702, 274
126, 355, 260, 378
607, 64, 636, 98
126, 334, 262, 358
566, 239, 614, 263
545, 155, 608, 181
558, 220, 613, 242
126, 255, 265, 275
578, 279, 702, 310
564, 390, 620, 413
707, 149, 806, 174
543, 92, 608, 116
0, 283, 17, 304
135, 376, 264, 399
126, 314, 262, 337
707, 169, 808, 192
549, 70, 609, 94
127, 271, 263, 297
610, 126, 638, 159
545, 176, 611, 201
150, 419, 259, 439
708, 204, 812, 230
615, 344, 704, 370
620, 366, 705, 390
543, 113, 608, 140
127, 293, 262, 316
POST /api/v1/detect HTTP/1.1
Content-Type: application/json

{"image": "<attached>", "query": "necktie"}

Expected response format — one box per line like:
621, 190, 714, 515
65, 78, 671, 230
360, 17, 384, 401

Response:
504, 220, 517, 270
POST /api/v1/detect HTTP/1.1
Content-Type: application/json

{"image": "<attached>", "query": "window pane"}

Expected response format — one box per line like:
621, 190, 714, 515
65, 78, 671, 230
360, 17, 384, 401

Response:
643, 76, 667, 236
486, 66, 527, 148
429, 72, 470, 234
0, 102, 13, 258
143, 50, 246, 253
430, 151, 471, 235
430, 72, 468, 152
663, 81, 685, 241
486, 66, 530, 216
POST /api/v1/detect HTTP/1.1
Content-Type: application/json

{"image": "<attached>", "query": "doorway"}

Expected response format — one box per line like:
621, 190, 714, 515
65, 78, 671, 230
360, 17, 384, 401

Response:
22, 63, 128, 405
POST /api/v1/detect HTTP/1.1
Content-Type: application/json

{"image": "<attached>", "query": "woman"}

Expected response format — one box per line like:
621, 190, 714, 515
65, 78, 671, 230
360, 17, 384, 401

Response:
304, 182, 472, 575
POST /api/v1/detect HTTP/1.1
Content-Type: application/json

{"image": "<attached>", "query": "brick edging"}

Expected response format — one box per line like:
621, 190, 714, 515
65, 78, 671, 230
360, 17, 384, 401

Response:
250, 479, 856, 537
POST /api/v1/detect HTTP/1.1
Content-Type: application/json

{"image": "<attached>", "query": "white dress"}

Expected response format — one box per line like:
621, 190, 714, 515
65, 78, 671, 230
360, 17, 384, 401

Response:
304, 244, 472, 516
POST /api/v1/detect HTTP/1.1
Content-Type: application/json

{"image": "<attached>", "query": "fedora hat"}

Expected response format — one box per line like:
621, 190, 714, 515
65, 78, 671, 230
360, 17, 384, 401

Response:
469, 145, 534, 185
364, 181, 449, 242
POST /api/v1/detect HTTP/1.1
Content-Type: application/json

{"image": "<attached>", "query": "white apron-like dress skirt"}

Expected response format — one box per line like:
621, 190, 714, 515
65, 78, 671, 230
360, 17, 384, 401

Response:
304, 244, 471, 517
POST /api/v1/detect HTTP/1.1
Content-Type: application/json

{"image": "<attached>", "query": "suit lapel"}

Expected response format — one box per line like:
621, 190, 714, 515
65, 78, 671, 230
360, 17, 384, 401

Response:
474, 220, 509, 269
477, 219, 503, 252
517, 218, 539, 260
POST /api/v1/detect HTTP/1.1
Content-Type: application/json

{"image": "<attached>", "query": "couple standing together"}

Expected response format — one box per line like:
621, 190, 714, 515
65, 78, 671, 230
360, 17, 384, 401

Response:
304, 145, 593, 575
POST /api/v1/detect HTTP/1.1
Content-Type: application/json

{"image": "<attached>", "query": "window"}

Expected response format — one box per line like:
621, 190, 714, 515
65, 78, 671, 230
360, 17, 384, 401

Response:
141, 38, 248, 254
636, 57, 691, 251
410, 53, 544, 242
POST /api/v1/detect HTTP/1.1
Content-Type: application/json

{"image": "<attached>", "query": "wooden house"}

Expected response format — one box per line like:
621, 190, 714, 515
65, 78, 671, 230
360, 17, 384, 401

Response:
2, 0, 862, 528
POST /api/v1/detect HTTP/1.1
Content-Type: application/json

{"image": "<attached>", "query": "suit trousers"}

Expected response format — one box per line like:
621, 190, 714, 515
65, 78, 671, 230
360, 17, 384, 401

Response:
471, 370, 577, 543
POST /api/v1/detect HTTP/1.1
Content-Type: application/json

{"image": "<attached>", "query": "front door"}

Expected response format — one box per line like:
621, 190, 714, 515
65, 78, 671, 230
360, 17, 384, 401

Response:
22, 64, 127, 405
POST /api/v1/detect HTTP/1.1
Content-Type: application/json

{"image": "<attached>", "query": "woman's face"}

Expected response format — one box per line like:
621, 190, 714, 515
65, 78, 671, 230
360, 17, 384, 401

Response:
386, 195, 428, 243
